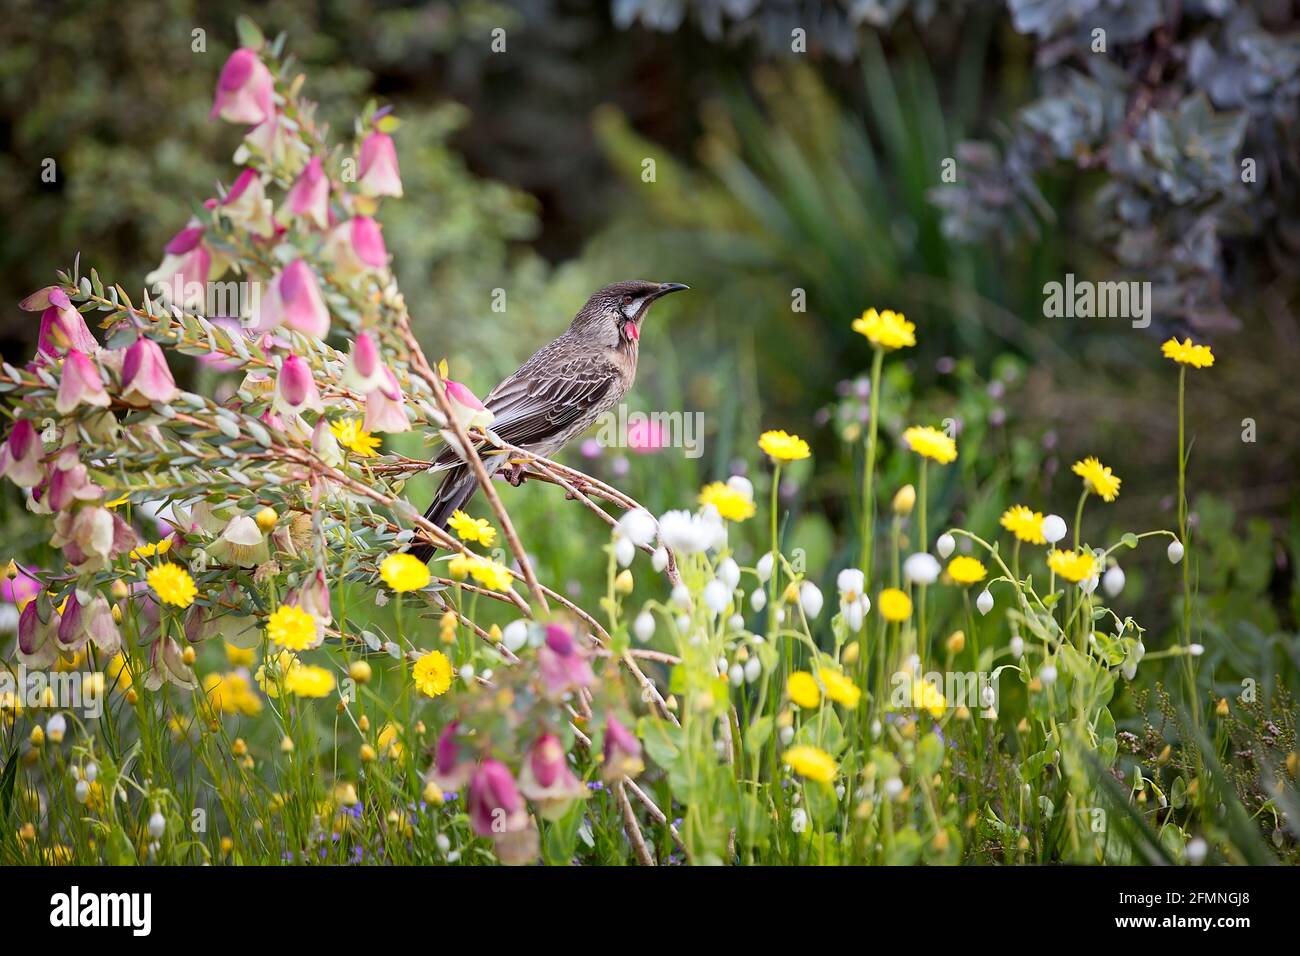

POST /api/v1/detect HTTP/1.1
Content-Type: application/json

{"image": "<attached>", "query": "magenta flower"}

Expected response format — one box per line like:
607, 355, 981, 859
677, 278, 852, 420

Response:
37, 289, 99, 359
274, 354, 324, 415
444, 379, 494, 431
57, 592, 121, 656
343, 332, 386, 394
144, 224, 214, 309
601, 713, 644, 782
18, 286, 60, 312
626, 418, 667, 453
538, 623, 595, 700
363, 367, 409, 434
243, 110, 293, 167
210, 48, 274, 125
357, 131, 403, 198
281, 156, 330, 229
258, 259, 330, 339
55, 351, 111, 415
45, 458, 103, 512
219, 169, 275, 238
0, 419, 45, 488
324, 216, 387, 280
17, 596, 60, 669
519, 734, 588, 820
428, 722, 474, 791
119, 337, 178, 407
467, 759, 529, 837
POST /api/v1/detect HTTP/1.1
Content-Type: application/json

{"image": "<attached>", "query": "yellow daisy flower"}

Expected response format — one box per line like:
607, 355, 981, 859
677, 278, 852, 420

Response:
1072, 456, 1121, 502
783, 745, 838, 783
902, 426, 957, 465
380, 553, 430, 592
146, 562, 197, 609
1046, 549, 1098, 583
203, 671, 264, 716
283, 664, 336, 698
1161, 337, 1215, 369
330, 418, 381, 457
946, 556, 987, 585
878, 587, 913, 623
469, 555, 515, 592
447, 510, 497, 547
412, 650, 453, 698
1000, 505, 1046, 544
758, 430, 811, 464
910, 678, 946, 718
129, 538, 173, 561
255, 650, 299, 698
266, 604, 317, 651
851, 308, 916, 351
817, 667, 861, 708
698, 481, 756, 522
787, 671, 821, 709
225, 642, 255, 667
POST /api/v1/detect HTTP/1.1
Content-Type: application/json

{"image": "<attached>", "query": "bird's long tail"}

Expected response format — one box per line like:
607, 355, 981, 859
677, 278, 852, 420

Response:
407, 455, 505, 562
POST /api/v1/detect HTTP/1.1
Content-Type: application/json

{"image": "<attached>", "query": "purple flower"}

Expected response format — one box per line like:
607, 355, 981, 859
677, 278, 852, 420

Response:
57, 591, 121, 656
519, 734, 588, 820
538, 623, 595, 700
0, 419, 45, 488
427, 722, 473, 791
467, 759, 528, 838
17, 595, 60, 669
601, 714, 644, 782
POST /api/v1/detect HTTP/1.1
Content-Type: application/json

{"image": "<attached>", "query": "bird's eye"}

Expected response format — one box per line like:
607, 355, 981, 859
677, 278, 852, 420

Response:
621, 295, 634, 306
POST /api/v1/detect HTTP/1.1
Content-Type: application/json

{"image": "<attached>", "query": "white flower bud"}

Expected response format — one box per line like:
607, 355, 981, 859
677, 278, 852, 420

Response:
84, 762, 98, 783
1185, 837, 1208, 865
756, 552, 774, 583
1080, 574, 1099, 595
799, 581, 824, 619
501, 619, 528, 653
651, 547, 669, 572
750, 588, 767, 612
1188, 643, 1204, 657
617, 508, 657, 547
671, 584, 692, 609
1167, 539, 1185, 564
976, 589, 994, 615
45, 713, 67, 744
883, 777, 904, 799
778, 725, 795, 746
903, 552, 941, 586
1103, 565, 1125, 597
75, 780, 91, 804
435, 833, 451, 854
1009, 635, 1024, 658
614, 536, 636, 568
1040, 664, 1058, 686
726, 475, 754, 500
703, 579, 731, 615
633, 612, 655, 643
728, 614, 745, 632
1042, 514, 1067, 544
935, 533, 955, 559
744, 657, 762, 683
148, 811, 166, 839
718, 557, 741, 590
729, 664, 744, 687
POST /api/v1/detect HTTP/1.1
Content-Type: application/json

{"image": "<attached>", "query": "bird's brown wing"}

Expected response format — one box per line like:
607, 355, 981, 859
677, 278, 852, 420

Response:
432, 355, 617, 467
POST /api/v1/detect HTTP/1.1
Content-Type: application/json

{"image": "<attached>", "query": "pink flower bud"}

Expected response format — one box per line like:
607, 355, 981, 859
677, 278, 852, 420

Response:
363, 368, 409, 434
145, 635, 198, 691
45, 459, 103, 512
467, 759, 528, 837
258, 259, 330, 339
281, 157, 330, 229
538, 623, 594, 700
0, 419, 45, 488
220, 169, 275, 238
58, 592, 121, 656
601, 713, 644, 782
17, 594, 60, 669
626, 418, 667, 453
56, 351, 111, 415
324, 217, 387, 280
275, 354, 323, 414
345, 332, 386, 393
145, 226, 214, 310
428, 721, 474, 791
120, 337, 178, 407
519, 734, 588, 820
19, 286, 61, 312
210, 48, 274, 125
357, 131, 402, 198
443, 379, 494, 431
38, 290, 100, 359
49, 506, 138, 573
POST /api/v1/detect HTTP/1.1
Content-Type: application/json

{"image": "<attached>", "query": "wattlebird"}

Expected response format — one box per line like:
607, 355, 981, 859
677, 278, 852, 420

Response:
408, 280, 688, 561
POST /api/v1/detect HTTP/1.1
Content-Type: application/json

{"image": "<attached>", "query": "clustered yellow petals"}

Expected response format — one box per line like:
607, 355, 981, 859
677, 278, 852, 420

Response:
380, 553, 431, 592
817, 668, 861, 708
1072, 456, 1121, 502
256, 650, 300, 697
130, 538, 173, 561
203, 671, 263, 716
787, 671, 820, 709
758, 430, 811, 464
447, 510, 497, 547
878, 587, 913, 623
266, 604, 318, 651
1161, 337, 1215, 369
1046, 548, 1098, 583
698, 481, 756, 522
910, 678, 947, 719
783, 744, 838, 783
283, 664, 336, 698
447, 553, 515, 592
851, 308, 916, 351
146, 562, 197, 609
412, 650, 453, 698
902, 426, 957, 465
330, 418, 381, 457
946, 556, 987, 585
1000, 505, 1046, 544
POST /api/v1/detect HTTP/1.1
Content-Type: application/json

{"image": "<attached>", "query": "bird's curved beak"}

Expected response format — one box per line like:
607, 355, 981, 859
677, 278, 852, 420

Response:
651, 282, 689, 300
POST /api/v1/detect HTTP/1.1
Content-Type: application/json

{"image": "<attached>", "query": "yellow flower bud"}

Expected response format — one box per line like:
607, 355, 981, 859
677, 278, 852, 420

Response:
181, 645, 197, 666
255, 507, 278, 532
931, 830, 950, 852
422, 780, 445, 805
359, 743, 377, 763
782, 582, 799, 604
126, 689, 139, 706
111, 579, 129, 600
18, 821, 36, 843
1215, 697, 1229, 718
349, 659, 372, 684
1157, 744, 1172, 765
841, 641, 860, 666
29, 726, 44, 747
232, 737, 248, 757
220, 836, 234, 856
440, 612, 458, 645
1287, 752, 1298, 779
358, 715, 370, 733
892, 484, 916, 516
945, 630, 966, 654
488, 624, 502, 643
614, 569, 634, 594
280, 735, 294, 754
111, 605, 123, 624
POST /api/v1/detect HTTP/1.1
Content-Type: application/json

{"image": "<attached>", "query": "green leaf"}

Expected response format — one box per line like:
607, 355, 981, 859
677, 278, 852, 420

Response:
0, 746, 18, 827
744, 715, 773, 756
236, 16, 265, 50
914, 732, 944, 777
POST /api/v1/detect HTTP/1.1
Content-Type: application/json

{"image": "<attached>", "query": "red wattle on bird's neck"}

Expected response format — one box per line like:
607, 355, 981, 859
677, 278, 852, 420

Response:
625, 321, 639, 341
